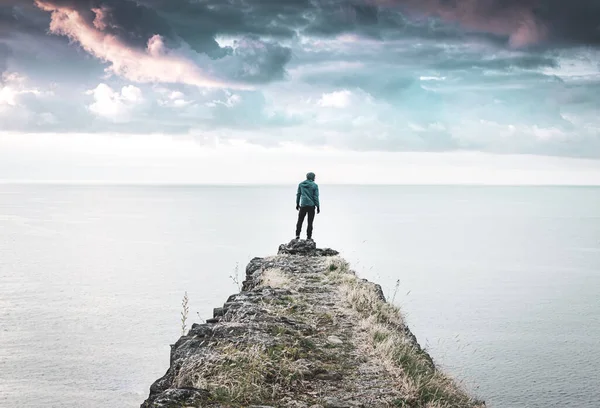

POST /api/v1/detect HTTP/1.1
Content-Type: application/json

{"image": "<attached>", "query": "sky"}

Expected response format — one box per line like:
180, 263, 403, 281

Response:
0, 0, 599, 184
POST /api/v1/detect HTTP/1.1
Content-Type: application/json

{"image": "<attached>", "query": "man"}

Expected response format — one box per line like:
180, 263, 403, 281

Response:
295, 172, 320, 241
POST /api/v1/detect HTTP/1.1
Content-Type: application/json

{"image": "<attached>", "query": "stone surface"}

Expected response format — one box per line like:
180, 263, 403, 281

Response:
327, 335, 343, 345
278, 239, 339, 257
148, 388, 208, 408
315, 372, 343, 381
322, 397, 354, 408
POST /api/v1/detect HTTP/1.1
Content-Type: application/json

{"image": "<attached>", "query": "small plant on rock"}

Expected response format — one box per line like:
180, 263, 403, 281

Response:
229, 262, 242, 291
181, 291, 189, 336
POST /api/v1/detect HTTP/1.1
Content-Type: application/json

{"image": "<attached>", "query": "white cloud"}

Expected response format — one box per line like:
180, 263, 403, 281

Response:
420, 76, 447, 81
160, 91, 192, 108
206, 92, 242, 108
86, 83, 144, 121
0, 73, 41, 107
120, 85, 143, 103
318, 90, 353, 108
541, 49, 600, 81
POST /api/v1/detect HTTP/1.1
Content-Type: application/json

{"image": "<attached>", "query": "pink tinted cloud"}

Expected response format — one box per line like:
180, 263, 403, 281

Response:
376, 0, 547, 47
35, 1, 245, 89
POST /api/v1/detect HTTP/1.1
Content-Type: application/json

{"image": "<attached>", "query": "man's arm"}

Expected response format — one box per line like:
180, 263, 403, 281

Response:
296, 184, 301, 210
314, 185, 320, 213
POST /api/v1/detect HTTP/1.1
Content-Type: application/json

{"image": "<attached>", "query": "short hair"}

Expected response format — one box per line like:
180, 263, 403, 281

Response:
306, 172, 315, 180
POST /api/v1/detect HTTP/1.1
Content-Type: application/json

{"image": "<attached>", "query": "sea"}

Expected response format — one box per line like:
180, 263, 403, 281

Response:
0, 184, 599, 408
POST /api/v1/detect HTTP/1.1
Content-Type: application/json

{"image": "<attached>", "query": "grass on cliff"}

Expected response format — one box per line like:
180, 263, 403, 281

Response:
174, 340, 310, 405
260, 268, 292, 289
325, 257, 484, 408
173, 269, 312, 406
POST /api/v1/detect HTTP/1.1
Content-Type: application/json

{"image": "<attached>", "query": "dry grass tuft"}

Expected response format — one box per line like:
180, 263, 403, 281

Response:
324, 256, 356, 285
259, 268, 292, 289
341, 279, 404, 327
337, 269, 483, 408
174, 342, 309, 405
326, 256, 350, 272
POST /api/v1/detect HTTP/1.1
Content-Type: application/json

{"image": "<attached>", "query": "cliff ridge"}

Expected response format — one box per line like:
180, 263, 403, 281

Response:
141, 240, 484, 408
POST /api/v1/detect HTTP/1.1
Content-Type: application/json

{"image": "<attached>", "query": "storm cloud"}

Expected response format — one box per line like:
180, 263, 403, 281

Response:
0, 43, 9, 74
33, 0, 293, 87
379, 0, 600, 47
0, 0, 599, 158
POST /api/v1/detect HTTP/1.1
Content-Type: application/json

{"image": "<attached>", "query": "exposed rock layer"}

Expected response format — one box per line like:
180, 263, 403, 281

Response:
141, 240, 484, 408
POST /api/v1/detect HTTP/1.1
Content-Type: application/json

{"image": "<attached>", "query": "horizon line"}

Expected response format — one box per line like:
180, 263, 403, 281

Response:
2, 180, 600, 187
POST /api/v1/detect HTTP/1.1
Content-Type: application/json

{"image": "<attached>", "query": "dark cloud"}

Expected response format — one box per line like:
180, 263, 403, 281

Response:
539, 0, 600, 47
0, 6, 15, 37
1, 2, 49, 38
31, 0, 304, 84
3, 0, 600, 60
432, 54, 558, 71
0, 43, 10, 73
221, 37, 292, 83
146, 0, 600, 48
27, 0, 391, 84
1, 0, 595, 87
38, 0, 175, 48
1, 0, 598, 159
0, 4, 14, 72
386, 0, 600, 48
144, 0, 308, 41
0, 2, 103, 84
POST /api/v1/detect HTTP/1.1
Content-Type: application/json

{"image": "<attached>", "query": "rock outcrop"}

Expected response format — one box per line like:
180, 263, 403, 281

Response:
277, 239, 339, 257
141, 240, 484, 408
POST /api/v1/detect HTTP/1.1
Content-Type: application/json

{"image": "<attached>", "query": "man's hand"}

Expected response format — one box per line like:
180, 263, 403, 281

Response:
317, 207, 320, 214
296, 205, 300, 211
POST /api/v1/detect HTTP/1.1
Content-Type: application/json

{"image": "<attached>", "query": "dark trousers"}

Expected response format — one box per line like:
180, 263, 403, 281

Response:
296, 206, 316, 239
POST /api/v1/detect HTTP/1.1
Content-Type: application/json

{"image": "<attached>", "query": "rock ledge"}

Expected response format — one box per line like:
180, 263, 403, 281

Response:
277, 239, 339, 257
141, 242, 484, 408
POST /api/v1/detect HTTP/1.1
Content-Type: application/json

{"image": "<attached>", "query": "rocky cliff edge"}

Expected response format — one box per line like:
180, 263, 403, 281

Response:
141, 240, 484, 408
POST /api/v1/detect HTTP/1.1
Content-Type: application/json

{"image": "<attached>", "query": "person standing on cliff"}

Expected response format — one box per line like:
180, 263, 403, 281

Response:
295, 172, 320, 241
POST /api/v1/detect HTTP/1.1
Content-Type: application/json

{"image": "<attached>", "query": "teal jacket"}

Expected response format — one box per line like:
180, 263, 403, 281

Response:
296, 179, 320, 208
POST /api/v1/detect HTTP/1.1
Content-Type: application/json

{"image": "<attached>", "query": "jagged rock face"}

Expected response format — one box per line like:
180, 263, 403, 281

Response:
278, 239, 339, 257
141, 244, 484, 408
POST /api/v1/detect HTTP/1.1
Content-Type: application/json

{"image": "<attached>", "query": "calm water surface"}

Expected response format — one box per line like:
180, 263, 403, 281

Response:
1, 185, 599, 408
